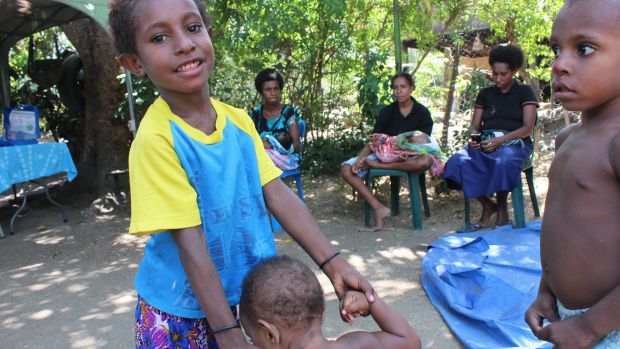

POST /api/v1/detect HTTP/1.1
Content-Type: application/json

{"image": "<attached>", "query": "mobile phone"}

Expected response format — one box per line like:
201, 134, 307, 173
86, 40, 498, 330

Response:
470, 133, 482, 143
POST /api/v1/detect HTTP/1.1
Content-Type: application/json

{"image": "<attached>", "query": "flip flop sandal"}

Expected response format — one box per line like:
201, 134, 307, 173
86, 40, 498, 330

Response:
495, 219, 514, 228
457, 222, 492, 233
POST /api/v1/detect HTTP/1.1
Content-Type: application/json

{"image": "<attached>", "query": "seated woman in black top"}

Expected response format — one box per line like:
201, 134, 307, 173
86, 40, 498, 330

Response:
443, 44, 538, 231
341, 72, 434, 231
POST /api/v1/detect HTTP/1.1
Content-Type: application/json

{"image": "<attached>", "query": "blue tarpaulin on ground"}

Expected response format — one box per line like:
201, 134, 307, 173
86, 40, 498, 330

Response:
421, 221, 552, 349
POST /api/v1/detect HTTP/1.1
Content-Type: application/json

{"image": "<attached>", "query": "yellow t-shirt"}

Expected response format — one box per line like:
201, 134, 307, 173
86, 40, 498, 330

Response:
128, 97, 281, 235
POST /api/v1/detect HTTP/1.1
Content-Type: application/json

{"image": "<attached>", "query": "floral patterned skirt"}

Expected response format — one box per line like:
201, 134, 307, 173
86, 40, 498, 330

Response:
134, 295, 238, 349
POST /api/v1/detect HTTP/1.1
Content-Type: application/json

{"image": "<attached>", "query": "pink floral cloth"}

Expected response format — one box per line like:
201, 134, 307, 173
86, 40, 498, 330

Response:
368, 132, 445, 177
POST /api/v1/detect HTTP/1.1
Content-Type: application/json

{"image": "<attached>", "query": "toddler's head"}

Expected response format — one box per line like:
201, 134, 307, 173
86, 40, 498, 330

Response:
240, 255, 325, 348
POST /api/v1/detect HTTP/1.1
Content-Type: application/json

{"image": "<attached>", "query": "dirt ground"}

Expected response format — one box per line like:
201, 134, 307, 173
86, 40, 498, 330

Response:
0, 123, 557, 348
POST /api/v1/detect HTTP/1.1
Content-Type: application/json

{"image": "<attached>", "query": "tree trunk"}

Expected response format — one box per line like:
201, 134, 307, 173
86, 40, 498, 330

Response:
61, 19, 128, 198
441, 43, 461, 148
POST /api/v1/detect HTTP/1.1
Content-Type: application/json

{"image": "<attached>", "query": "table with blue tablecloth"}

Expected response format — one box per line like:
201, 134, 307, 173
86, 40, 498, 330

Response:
0, 142, 77, 237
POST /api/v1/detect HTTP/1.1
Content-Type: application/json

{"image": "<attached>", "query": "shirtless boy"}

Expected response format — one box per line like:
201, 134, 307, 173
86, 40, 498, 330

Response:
525, 1, 620, 348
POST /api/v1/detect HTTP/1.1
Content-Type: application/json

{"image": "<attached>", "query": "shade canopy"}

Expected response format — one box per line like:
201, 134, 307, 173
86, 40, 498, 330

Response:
0, 0, 108, 107
0, 0, 107, 50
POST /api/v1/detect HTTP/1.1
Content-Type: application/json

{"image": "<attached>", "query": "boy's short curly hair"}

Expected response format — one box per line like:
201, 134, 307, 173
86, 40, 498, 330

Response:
254, 68, 284, 93
108, 0, 210, 55
488, 44, 525, 71
240, 255, 324, 329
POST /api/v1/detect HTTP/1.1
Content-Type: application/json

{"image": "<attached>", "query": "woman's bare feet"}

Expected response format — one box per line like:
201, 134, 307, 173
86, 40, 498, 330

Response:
495, 205, 511, 227
478, 201, 498, 228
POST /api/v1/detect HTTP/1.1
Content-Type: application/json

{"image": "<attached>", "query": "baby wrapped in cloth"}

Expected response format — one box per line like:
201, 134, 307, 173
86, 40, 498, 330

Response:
369, 131, 445, 177
263, 131, 299, 171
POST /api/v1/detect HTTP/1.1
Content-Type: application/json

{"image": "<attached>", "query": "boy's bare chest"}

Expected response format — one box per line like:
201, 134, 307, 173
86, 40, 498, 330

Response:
550, 131, 616, 191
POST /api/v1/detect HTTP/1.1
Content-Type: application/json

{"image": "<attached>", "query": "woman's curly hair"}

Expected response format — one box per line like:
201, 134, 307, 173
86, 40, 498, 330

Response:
488, 44, 525, 71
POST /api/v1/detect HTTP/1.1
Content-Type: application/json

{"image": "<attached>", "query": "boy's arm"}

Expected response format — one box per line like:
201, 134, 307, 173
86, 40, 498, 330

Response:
337, 292, 421, 349
172, 227, 256, 349
262, 180, 375, 309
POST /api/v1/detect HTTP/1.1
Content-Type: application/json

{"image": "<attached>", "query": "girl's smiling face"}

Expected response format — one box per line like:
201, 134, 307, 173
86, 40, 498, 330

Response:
123, 0, 214, 97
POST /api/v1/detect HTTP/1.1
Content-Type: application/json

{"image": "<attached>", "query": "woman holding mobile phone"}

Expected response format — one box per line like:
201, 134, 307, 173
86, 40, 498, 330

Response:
443, 44, 538, 232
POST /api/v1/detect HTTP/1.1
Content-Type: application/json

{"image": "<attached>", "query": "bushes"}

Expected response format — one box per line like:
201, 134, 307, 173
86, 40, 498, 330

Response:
302, 128, 365, 178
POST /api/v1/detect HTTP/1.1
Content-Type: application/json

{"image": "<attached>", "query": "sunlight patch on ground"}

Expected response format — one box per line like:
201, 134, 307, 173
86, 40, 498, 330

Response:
371, 280, 419, 297
80, 313, 112, 321
377, 247, 419, 264
106, 290, 137, 315
28, 283, 51, 291
29, 308, 53, 320
2, 316, 25, 330
70, 331, 105, 349
93, 214, 119, 222
330, 240, 340, 246
346, 254, 367, 273
315, 273, 338, 301
113, 232, 148, 247
32, 235, 69, 245
10, 272, 28, 279
66, 283, 89, 293
13, 263, 44, 272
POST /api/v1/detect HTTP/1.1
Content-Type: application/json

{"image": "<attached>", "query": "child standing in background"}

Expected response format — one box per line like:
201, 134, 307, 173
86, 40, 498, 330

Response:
108, 0, 374, 348
525, 0, 620, 348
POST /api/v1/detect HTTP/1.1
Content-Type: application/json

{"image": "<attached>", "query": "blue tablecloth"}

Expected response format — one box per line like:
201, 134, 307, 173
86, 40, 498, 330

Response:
0, 143, 77, 193
422, 221, 551, 349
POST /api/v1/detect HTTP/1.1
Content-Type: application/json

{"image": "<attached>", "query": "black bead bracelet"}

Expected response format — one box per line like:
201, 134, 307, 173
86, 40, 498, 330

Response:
318, 251, 341, 270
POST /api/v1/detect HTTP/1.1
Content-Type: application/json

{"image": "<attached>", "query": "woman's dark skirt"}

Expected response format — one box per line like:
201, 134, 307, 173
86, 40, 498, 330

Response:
442, 143, 532, 199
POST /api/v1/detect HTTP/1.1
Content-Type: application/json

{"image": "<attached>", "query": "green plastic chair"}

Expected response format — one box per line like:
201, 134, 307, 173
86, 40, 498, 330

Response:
463, 125, 541, 229
364, 170, 430, 230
